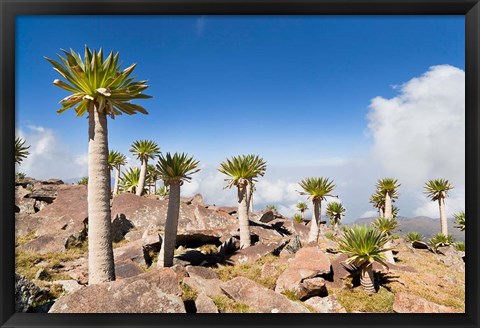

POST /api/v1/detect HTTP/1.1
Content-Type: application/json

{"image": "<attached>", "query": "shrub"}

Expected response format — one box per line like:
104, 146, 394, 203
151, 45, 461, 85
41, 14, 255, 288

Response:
453, 241, 465, 252
405, 231, 424, 243
324, 231, 335, 241
428, 233, 454, 251
292, 213, 303, 224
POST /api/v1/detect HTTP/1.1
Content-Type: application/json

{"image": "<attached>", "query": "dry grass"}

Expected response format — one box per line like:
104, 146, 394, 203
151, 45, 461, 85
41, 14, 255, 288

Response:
211, 295, 254, 313
214, 254, 288, 290
333, 286, 395, 313
112, 239, 130, 249
180, 282, 198, 302
386, 243, 465, 312
15, 231, 38, 247
16, 249, 86, 281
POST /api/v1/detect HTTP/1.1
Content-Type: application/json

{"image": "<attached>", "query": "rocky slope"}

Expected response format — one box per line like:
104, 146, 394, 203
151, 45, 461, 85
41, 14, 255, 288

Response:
14, 177, 465, 313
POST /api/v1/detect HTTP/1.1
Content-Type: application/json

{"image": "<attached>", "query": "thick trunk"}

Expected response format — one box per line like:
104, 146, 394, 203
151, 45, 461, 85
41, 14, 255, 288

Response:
439, 198, 448, 236
113, 167, 121, 196
379, 208, 384, 218
154, 180, 157, 195
158, 181, 181, 267
136, 159, 147, 196
360, 263, 376, 294
308, 199, 321, 243
301, 211, 305, 222
238, 183, 251, 248
87, 107, 115, 284
384, 193, 392, 218
384, 239, 395, 264
246, 182, 252, 216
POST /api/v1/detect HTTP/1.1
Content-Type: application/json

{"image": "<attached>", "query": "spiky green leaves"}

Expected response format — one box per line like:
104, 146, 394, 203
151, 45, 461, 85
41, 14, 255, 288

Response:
156, 185, 170, 197
454, 211, 465, 231
298, 177, 336, 201
296, 202, 308, 212
119, 167, 141, 193
292, 213, 303, 224
337, 225, 390, 268
107, 150, 127, 170
15, 137, 30, 165
46, 46, 151, 118
405, 231, 424, 243
369, 191, 385, 210
326, 201, 346, 223
376, 178, 400, 198
156, 152, 200, 185
428, 233, 454, 251
423, 179, 454, 201
218, 154, 267, 189
130, 140, 160, 162
371, 217, 399, 235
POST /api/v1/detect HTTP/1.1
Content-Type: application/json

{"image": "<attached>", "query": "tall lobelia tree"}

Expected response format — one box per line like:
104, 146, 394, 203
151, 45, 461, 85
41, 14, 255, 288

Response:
130, 140, 160, 196
454, 211, 465, 232
369, 191, 385, 218
245, 155, 266, 216
156, 152, 200, 267
46, 47, 151, 284
325, 201, 346, 235
108, 150, 127, 196
375, 178, 400, 219
15, 137, 30, 165
119, 167, 142, 194
296, 202, 308, 224
146, 164, 159, 194
424, 179, 454, 236
219, 154, 267, 248
298, 177, 336, 243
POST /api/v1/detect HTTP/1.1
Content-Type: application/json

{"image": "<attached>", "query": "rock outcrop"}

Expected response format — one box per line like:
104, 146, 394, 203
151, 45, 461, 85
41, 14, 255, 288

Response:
392, 293, 456, 313
49, 268, 185, 313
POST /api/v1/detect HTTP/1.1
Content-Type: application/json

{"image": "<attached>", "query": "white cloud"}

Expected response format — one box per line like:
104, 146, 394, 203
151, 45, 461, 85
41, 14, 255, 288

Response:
360, 210, 378, 218
414, 189, 465, 218
367, 65, 465, 216
16, 126, 88, 181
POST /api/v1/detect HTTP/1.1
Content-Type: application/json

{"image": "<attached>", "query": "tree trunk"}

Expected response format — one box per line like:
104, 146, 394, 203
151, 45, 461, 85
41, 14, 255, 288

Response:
360, 263, 376, 294
136, 159, 147, 196
384, 239, 395, 264
246, 182, 254, 215
113, 167, 121, 196
439, 198, 448, 236
379, 208, 384, 218
308, 199, 321, 243
87, 106, 115, 284
238, 183, 251, 248
301, 210, 305, 222
154, 179, 157, 195
158, 181, 181, 267
384, 193, 392, 218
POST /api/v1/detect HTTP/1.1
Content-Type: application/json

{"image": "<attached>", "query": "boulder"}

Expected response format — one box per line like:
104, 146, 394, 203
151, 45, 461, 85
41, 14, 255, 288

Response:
55, 280, 83, 294
220, 277, 309, 313
195, 293, 219, 313
215, 206, 237, 215
328, 254, 355, 288
304, 295, 347, 313
182, 276, 224, 297
15, 213, 42, 237
111, 193, 237, 237
437, 246, 465, 272
113, 240, 146, 265
228, 240, 288, 265
115, 260, 145, 279
15, 274, 46, 312
412, 241, 430, 249
268, 219, 310, 244
18, 185, 89, 254
49, 268, 185, 313
392, 293, 456, 313
275, 246, 331, 299
256, 210, 275, 223
186, 266, 219, 280
249, 224, 284, 243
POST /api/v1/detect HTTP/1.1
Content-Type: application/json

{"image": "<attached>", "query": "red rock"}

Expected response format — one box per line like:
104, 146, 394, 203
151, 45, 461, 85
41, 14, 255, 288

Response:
195, 292, 218, 313
49, 268, 185, 313
304, 295, 347, 313
228, 240, 288, 265
220, 277, 309, 313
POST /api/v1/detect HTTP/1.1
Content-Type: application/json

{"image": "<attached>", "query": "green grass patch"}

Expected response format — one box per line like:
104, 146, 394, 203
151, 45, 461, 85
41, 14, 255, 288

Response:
180, 282, 198, 302
334, 286, 395, 313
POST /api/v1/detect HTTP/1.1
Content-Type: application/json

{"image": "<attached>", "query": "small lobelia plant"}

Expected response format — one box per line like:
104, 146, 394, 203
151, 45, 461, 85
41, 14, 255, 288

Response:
337, 225, 390, 294
453, 241, 465, 252
371, 217, 399, 264
405, 231, 424, 243
292, 213, 303, 224
454, 211, 465, 232
428, 233, 454, 252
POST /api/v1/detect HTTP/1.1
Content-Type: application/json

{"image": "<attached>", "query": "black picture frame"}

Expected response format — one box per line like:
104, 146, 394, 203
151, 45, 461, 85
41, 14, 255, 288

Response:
1, 1, 478, 327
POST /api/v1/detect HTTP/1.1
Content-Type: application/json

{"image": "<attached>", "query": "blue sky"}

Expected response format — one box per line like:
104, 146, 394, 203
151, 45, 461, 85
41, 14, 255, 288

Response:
16, 16, 465, 221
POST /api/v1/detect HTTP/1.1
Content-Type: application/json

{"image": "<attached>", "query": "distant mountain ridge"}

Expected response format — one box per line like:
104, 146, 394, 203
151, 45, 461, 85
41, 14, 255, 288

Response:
351, 216, 465, 242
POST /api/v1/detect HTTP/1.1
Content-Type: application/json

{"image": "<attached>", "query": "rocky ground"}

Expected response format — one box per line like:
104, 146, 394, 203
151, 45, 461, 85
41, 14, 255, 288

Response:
15, 178, 465, 313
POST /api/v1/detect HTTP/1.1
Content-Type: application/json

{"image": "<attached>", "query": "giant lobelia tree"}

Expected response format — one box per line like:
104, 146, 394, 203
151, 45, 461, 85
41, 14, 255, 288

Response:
375, 178, 400, 220
424, 179, 454, 236
46, 47, 151, 284
15, 137, 30, 165
108, 150, 127, 196
219, 154, 267, 248
130, 140, 160, 196
298, 177, 336, 243
156, 152, 200, 267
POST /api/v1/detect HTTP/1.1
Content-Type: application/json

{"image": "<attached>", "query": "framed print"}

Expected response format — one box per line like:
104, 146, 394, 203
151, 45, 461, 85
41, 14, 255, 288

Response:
1, 0, 479, 328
